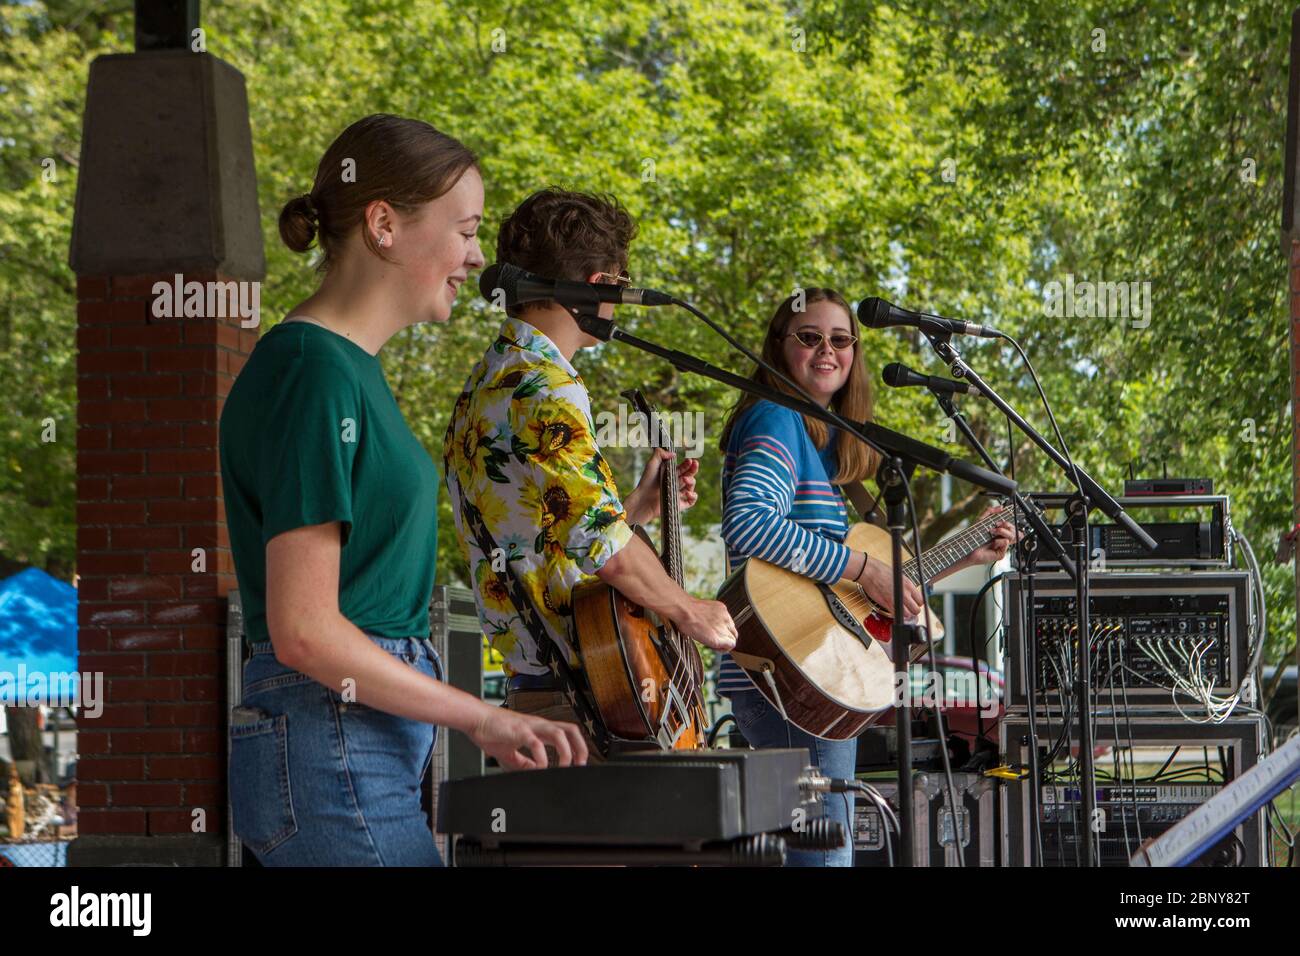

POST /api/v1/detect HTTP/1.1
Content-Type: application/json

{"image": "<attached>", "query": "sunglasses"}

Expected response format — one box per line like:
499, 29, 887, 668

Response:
594, 270, 632, 287
783, 329, 858, 350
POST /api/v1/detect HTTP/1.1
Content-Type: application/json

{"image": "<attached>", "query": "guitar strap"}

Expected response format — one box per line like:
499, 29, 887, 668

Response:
460, 500, 612, 755
843, 480, 882, 525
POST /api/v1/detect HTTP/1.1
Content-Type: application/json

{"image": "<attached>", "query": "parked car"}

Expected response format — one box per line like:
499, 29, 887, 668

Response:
482, 669, 507, 704
824, 655, 1005, 744
913, 655, 1004, 748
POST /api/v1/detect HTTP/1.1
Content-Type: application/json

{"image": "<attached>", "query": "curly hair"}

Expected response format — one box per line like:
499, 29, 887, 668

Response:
494, 187, 637, 317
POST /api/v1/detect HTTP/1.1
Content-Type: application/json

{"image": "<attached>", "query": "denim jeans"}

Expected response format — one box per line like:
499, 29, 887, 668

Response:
728, 688, 857, 867
228, 635, 444, 866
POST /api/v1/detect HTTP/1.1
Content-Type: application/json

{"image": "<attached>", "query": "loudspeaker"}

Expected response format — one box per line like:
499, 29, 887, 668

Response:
427, 585, 486, 860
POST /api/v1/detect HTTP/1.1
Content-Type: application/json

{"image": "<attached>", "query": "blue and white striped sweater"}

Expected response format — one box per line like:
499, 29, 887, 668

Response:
716, 400, 850, 696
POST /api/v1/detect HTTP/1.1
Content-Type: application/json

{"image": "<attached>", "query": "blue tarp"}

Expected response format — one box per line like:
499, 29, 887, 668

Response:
0, 568, 78, 705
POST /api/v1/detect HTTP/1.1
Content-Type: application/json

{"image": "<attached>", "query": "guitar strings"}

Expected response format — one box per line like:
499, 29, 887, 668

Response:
653, 436, 709, 732
832, 510, 1013, 618
903, 510, 1009, 581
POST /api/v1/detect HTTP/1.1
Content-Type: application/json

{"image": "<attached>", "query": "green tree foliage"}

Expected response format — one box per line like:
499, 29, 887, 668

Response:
0, 0, 1294, 669
0, 0, 104, 578
860, 0, 1297, 660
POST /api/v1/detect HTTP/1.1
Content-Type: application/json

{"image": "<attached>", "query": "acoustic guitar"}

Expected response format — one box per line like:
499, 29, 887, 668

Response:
570, 390, 708, 750
717, 505, 1029, 740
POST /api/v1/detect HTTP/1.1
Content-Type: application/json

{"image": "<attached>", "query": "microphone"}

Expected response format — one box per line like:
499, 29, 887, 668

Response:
859, 297, 1000, 339
478, 262, 675, 310
882, 362, 982, 397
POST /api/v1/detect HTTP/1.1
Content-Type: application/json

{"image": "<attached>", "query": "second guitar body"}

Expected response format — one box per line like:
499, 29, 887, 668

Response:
571, 533, 707, 750
719, 508, 1022, 740
570, 389, 708, 751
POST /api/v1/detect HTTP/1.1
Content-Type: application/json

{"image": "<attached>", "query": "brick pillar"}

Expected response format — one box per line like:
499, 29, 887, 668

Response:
68, 50, 263, 866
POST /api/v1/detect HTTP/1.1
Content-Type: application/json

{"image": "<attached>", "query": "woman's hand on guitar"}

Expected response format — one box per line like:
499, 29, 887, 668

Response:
963, 506, 1019, 568
672, 596, 738, 651
854, 554, 924, 620
468, 704, 590, 770
624, 450, 698, 525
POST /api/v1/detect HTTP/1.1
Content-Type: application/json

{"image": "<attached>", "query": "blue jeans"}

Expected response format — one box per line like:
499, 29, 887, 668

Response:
228, 635, 444, 866
729, 688, 857, 867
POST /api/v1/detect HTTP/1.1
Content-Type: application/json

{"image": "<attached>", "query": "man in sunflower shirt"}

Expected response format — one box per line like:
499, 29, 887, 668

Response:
443, 188, 736, 759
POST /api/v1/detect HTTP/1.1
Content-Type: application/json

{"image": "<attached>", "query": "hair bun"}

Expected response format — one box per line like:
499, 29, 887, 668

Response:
279, 193, 319, 253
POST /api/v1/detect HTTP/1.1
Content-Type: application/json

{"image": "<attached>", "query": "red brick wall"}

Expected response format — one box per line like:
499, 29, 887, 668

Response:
75, 272, 256, 837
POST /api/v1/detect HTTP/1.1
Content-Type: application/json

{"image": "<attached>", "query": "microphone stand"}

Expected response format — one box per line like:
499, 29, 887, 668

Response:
929, 391, 1078, 582
570, 309, 1017, 867
876, 453, 918, 867
922, 331, 1154, 868
923, 334, 1156, 551
574, 312, 1016, 497
928, 388, 1075, 868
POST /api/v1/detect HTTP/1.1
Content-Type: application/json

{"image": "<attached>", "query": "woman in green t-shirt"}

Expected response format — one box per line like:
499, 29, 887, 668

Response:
220, 115, 588, 866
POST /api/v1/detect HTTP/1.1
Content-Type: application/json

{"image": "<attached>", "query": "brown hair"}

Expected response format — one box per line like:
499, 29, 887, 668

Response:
494, 187, 637, 317
278, 114, 478, 270
719, 288, 878, 485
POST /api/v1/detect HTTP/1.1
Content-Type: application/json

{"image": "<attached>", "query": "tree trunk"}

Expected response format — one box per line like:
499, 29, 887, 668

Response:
3, 708, 52, 785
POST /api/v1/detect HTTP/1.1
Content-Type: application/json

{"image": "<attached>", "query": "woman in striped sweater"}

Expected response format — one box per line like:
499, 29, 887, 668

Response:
717, 288, 1014, 866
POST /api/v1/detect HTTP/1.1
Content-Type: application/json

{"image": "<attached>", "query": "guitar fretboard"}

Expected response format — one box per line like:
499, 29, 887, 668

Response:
661, 452, 685, 588
635, 400, 686, 590
901, 509, 1013, 584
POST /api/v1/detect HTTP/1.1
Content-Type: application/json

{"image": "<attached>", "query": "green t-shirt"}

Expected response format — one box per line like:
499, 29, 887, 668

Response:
219, 320, 439, 645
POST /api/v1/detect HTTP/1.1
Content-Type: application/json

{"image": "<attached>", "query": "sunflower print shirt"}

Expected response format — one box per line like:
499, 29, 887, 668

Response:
443, 316, 634, 676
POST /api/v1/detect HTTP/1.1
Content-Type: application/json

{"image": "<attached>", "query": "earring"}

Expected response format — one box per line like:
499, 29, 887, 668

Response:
376, 234, 387, 247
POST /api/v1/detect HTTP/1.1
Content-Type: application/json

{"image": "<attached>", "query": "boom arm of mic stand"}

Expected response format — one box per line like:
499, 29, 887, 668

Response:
926, 332, 1157, 552
574, 311, 1016, 496
932, 390, 1078, 582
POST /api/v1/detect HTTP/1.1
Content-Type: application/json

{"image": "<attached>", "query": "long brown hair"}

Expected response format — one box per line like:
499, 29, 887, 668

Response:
278, 114, 478, 270
719, 288, 878, 484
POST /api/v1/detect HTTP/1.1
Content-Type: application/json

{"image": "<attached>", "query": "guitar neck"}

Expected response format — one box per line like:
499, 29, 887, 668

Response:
900, 511, 1007, 584
660, 454, 685, 588
626, 390, 687, 591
